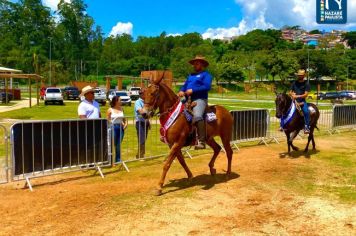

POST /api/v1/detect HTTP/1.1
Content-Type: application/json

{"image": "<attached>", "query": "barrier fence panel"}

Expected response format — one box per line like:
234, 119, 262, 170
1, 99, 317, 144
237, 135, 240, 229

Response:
230, 109, 269, 146
0, 124, 9, 184
332, 105, 356, 130
10, 119, 109, 189
111, 116, 170, 167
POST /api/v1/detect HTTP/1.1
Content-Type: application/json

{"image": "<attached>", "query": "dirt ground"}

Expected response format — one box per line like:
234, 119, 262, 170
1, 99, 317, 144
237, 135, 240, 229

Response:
0, 133, 355, 236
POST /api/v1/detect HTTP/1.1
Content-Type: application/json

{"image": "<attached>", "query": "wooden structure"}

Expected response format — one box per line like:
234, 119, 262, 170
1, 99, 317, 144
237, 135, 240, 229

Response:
141, 70, 173, 88
71, 81, 98, 91
104, 70, 173, 92
0, 68, 42, 107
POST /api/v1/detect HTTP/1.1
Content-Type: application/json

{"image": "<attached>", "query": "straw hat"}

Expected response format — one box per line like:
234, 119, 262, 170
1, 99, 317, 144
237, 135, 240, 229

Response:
297, 69, 306, 76
189, 55, 209, 67
80, 85, 94, 97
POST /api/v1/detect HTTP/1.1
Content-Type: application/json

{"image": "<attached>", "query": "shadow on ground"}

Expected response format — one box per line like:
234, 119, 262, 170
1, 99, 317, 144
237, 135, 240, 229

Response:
279, 149, 320, 159
162, 172, 240, 195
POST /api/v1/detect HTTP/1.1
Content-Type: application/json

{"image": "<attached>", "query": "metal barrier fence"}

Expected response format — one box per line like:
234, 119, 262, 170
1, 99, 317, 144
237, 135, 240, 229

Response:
10, 119, 110, 190
332, 105, 356, 131
109, 116, 170, 170
230, 109, 269, 148
0, 124, 9, 184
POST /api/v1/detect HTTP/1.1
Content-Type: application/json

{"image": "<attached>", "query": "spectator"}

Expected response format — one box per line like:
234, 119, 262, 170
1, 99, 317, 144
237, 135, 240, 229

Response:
134, 89, 150, 159
107, 96, 127, 163
78, 86, 101, 119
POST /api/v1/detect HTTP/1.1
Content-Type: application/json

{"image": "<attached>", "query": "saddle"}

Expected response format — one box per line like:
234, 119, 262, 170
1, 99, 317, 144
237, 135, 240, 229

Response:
182, 97, 217, 147
294, 100, 316, 116
184, 97, 217, 123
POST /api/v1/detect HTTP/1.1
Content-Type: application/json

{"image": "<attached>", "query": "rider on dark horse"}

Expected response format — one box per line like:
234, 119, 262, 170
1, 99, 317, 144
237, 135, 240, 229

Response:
178, 56, 212, 150
290, 69, 311, 134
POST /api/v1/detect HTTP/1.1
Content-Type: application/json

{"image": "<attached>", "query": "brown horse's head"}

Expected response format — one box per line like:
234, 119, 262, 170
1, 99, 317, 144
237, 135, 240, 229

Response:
275, 92, 292, 119
141, 71, 167, 119
141, 84, 160, 119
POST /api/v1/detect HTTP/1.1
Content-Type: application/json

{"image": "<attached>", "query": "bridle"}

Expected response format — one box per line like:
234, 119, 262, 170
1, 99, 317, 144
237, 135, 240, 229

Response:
144, 83, 181, 118
277, 93, 293, 118
144, 84, 160, 117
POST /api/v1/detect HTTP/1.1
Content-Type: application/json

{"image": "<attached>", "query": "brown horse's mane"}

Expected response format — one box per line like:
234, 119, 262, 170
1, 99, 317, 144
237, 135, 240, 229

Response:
157, 82, 179, 113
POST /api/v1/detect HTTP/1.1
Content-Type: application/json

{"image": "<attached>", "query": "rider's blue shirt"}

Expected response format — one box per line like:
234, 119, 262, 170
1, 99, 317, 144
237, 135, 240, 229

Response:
180, 71, 212, 101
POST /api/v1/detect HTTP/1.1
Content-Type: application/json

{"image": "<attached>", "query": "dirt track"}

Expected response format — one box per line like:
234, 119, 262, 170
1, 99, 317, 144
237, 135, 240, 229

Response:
0, 133, 355, 236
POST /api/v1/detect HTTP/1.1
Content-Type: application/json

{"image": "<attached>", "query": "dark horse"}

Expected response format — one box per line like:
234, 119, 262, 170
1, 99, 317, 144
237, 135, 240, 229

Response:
142, 75, 233, 195
275, 92, 320, 153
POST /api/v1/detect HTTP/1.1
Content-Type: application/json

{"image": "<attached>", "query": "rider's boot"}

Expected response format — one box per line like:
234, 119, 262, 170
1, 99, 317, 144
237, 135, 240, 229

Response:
195, 120, 206, 150
304, 125, 310, 134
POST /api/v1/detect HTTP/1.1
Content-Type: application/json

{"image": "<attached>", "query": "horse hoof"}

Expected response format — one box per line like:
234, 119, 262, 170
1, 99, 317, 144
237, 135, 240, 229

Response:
210, 168, 217, 176
187, 174, 193, 180
154, 189, 163, 196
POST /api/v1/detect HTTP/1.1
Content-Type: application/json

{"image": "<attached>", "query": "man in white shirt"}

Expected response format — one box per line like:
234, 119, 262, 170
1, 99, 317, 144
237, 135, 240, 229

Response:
78, 86, 101, 119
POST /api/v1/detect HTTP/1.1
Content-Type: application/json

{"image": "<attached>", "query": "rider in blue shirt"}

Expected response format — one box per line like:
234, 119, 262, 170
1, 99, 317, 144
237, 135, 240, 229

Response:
178, 56, 212, 149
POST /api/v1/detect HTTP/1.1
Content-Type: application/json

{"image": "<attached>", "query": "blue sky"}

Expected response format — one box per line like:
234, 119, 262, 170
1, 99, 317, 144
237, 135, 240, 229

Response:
86, 0, 244, 38
38, 1, 356, 38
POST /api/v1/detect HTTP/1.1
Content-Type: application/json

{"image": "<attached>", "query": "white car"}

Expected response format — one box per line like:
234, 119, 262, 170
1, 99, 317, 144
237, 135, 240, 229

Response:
44, 87, 64, 105
128, 87, 141, 100
94, 88, 107, 106
108, 90, 132, 106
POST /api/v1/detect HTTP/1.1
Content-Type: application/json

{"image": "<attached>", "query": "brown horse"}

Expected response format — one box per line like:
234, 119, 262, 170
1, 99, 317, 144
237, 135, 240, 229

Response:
275, 92, 320, 154
142, 77, 234, 195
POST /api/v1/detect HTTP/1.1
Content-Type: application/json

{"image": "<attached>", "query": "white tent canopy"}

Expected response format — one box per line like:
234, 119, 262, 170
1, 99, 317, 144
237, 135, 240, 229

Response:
0, 66, 22, 73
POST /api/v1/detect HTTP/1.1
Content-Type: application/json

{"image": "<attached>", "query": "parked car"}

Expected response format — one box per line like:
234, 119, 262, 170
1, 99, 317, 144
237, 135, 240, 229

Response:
108, 90, 132, 106
339, 91, 356, 100
319, 92, 341, 100
128, 87, 141, 100
0, 92, 13, 103
63, 86, 80, 100
94, 88, 107, 106
44, 87, 64, 105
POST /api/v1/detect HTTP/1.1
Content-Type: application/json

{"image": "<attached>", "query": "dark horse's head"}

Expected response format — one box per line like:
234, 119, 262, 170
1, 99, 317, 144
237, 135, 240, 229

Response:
275, 92, 292, 119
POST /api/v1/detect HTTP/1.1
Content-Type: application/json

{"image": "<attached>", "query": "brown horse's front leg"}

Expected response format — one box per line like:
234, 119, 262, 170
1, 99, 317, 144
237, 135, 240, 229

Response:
156, 143, 181, 196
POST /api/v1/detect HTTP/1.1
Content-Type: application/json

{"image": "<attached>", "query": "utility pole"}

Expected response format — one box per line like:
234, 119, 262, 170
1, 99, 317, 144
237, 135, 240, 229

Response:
347, 65, 349, 91
49, 37, 52, 85
307, 47, 310, 83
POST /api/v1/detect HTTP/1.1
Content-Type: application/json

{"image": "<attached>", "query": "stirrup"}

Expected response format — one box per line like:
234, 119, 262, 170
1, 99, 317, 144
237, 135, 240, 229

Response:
304, 126, 310, 134
195, 141, 206, 150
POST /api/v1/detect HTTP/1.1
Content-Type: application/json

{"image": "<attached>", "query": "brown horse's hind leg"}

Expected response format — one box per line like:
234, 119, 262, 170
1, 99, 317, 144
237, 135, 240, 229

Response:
176, 150, 193, 179
221, 137, 233, 175
206, 138, 222, 175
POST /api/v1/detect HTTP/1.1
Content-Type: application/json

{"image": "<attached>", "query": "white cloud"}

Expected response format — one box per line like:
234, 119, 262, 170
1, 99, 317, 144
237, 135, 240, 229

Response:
167, 33, 182, 37
235, 0, 356, 30
203, 0, 356, 39
42, 0, 70, 11
109, 22, 133, 36
202, 13, 273, 39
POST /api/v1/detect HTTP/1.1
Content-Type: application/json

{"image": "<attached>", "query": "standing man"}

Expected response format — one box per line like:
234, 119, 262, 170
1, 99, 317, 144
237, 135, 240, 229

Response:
290, 69, 311, 134
178, 56, 213, 149
134, 89, 150, 159
78, 86, 101, 119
